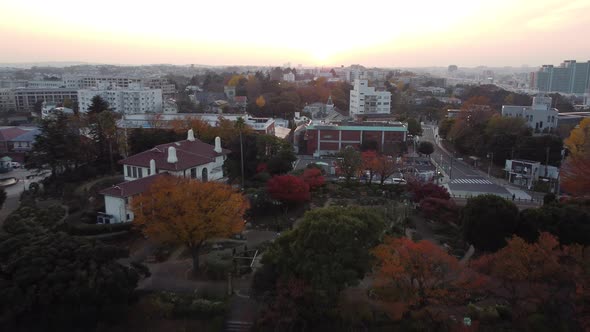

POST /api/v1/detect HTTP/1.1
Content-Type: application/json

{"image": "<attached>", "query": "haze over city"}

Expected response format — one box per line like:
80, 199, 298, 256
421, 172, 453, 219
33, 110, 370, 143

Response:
1, 0, 589, 67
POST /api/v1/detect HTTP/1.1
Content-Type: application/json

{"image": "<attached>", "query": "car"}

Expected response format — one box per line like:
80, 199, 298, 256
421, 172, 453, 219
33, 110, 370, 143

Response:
384, 177, 407, 185
10, 162, 21, 168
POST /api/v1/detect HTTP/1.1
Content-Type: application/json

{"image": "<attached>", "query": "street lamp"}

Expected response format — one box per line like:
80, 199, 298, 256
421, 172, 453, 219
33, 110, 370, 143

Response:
487, 152, 494, 178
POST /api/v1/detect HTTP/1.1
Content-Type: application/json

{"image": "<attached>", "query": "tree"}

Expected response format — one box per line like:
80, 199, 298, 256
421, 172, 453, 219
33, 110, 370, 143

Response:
235, 117, 246, 188
267, 175, 310, 207
86, 95, 111, 114
0, 188, 5, 210
437, 118, 454, 139
256, 95, 266, 108
372, 237, 483, 321
376, 155, 400, 185
564, 118, 590, 157
420, 197, 459, 224
462, 194, 519, 252
408, 182, 450, 203
301, 168, 325, 190
561, 153, 590, 196
89, 110, 119, 173
407, 118, 422, 136
518, 202, 590, 245
335, 146, 362, 181
0, 226, 144, 329
26, 112, 89, 176
471, 233, 582, 328
361, 150, 379, 184
128, 128, 181, 156
262, 207, 385, 320
417, 141, 434, 156
132, 176, 248, 272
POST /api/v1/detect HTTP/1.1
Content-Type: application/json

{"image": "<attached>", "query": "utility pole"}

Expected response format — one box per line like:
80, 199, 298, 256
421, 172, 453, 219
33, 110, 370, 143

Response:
545, 146, 550, 177
487, 152, 494, 178
449, 157, 453, 180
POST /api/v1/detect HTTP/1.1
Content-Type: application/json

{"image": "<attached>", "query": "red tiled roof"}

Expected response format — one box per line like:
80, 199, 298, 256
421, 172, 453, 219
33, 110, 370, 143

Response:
100, 173, 169, 198
0, 128, 29, 141
119, 138, 231, 171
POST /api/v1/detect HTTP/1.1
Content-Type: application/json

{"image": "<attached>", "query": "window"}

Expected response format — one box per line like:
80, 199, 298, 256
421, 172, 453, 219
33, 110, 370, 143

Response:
127, 166, 131, 177
202, 168, 208, 182
191, 168, 197, 179
138, 168, 143, 178
132, 167, 137, 178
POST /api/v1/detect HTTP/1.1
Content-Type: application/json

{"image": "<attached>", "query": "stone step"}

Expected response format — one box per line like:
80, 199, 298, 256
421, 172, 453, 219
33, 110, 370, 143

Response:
224, 320, 253, 332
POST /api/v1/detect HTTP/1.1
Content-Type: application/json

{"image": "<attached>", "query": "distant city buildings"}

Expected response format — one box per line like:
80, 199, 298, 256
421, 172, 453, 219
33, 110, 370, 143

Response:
349, 79, 391, 117
78, 83, 162, 114
502, 96, 558, 132
14, 88, 78, 112
530, 60, 590, 94
0, 89, 16, 112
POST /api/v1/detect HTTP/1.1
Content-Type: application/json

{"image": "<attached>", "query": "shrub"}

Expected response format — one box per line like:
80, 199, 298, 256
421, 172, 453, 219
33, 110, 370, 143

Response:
204, 252, 233, 280
66, 221, 132, 236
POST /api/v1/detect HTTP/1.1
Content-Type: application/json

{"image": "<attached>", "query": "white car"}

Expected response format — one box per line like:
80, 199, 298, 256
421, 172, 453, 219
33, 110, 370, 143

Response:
10, 162, 21, 168
384, 178, 407, 185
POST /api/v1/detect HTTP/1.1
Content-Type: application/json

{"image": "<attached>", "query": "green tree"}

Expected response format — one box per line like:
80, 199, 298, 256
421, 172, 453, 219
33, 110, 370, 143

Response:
462, 194, 519, 252
417, 141, 434, 156
128, 128, 181, 155
86, 95, 111, 114
438, 118, 454, 139
0, 227, 144, 329
518, 202, 590, 245
26, 113, 89, 176
88, 110, 119, 173
407, 118, 423, 136
262, 206, 385, 319
336, 146, 362, 181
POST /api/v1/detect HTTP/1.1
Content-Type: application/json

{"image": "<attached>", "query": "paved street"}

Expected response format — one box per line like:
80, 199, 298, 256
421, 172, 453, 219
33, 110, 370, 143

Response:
422, 125, 537, 202
0, 168, 49, 223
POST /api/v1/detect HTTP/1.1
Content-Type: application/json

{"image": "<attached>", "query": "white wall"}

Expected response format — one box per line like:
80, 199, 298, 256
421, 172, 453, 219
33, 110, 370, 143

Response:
104, 195, 130, 223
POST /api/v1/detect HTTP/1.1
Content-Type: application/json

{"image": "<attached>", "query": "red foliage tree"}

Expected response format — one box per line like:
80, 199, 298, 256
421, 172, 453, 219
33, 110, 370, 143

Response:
267, 175, 310, 205
256, 162, 268, 173
409, 181, 451, 202
420, 197, 459, 224
301, 168, 325, 190
561, 153, 590, 196
376, 155, 400, 185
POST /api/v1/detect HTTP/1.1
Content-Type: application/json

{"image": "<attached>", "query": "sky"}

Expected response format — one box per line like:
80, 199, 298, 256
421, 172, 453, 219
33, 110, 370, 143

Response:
0, 0, 589, 68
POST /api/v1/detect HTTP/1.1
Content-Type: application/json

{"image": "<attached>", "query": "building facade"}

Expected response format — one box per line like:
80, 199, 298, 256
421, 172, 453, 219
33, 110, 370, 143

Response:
0, 89, 16, 112
78, 84, 163, 114
502, 96, 559, 132
14, 88, 79, 112
349, 79, 391, 116
99, 130, 230, 224
303, 123, 407, 156
531, 60, 590, 94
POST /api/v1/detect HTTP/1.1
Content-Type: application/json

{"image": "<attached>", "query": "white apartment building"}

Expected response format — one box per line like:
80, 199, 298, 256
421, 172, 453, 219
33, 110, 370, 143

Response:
62, 75, 175, 96
502, 96, 559, 132
78, 83, 163, 114
349, 79, 391, 116
0, 89, 16, 112
14, 88, 79, 112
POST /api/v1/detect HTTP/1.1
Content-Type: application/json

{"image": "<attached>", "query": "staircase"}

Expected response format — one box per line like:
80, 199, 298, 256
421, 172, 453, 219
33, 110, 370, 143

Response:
224, 320, 253, 332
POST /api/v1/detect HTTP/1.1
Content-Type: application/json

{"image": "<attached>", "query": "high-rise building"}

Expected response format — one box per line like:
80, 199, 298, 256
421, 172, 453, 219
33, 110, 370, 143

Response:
349, 79, 391, 116
78, 84, 162, 114
531, 60, 590, 94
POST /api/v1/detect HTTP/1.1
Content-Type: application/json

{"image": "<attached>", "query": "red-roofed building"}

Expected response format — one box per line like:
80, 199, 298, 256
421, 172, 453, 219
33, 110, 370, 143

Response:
99, 129, 230, 224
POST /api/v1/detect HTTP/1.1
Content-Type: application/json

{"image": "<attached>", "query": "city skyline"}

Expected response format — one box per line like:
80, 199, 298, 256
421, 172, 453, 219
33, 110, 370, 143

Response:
1, 0, 589, 68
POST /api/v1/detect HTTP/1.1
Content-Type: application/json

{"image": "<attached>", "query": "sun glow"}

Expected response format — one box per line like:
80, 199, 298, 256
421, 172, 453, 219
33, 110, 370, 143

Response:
1, 0, 589, 66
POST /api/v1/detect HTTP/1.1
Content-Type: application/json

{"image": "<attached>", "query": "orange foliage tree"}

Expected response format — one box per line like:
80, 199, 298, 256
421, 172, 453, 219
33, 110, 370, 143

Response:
561, 153, 590, 196
471, 233, 585, 326
132, 176, 249, 272
362, 150, 379, 184
372, 237, 484, 322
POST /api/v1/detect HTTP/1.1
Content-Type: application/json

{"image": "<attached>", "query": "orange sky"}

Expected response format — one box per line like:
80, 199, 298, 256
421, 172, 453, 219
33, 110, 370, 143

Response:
0, 0, 589, 67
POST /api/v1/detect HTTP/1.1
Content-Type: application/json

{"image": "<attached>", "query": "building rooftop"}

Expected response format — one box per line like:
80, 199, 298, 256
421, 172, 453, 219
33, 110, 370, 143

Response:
100, 173, 169, 198
307, 123, 407, 132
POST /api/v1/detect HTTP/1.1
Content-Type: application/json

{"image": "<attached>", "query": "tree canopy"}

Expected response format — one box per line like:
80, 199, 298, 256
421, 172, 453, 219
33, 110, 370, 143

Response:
132, 176, 248, 271
417, 141, 434, 156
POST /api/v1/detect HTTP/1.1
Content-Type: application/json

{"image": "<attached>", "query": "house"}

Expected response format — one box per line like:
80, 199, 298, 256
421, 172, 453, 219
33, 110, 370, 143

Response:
502, 96, 559, 132
504, 159, 559, 189
100, 129, 230, 224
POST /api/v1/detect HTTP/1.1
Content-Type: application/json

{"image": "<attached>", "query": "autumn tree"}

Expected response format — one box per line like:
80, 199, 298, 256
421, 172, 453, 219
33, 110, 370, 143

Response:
301, 168, 325, 190
408, 182, 451, 203
471, 233, 585, 329
361, 150, 379, 184
461, 96, 491, 110
420, 197, 459, 224
564, 117, 590, 157
437, 118, 454, 139
372, 237, 484, 322
376, 155, 400, 185
132, 176, 248, 272
336, 146, 362, 181
561, 153, 590, 196
266, 175, 310, 208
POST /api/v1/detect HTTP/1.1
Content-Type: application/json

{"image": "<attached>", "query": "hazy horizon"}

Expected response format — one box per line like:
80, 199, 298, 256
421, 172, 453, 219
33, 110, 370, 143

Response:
1, 0, 589, 68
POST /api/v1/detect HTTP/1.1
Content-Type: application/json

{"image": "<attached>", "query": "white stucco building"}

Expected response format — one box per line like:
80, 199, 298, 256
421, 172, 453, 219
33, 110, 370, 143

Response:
349, 79, 391, 117
501, 96, 559, 132
78, 83, 162, 114
99, 130, 230, 224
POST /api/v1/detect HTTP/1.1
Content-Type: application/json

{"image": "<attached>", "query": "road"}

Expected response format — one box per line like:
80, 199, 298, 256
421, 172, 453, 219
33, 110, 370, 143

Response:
421, 125, 536, 202
0, 168, 50, 224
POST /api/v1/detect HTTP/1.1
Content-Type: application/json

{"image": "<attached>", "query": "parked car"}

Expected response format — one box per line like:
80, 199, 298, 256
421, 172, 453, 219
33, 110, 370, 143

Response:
384, 178, 407, 185
10, 162, 21, 168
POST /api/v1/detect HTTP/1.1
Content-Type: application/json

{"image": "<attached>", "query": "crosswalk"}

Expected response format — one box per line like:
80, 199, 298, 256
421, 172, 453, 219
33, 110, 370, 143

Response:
450, 178, 494, 185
